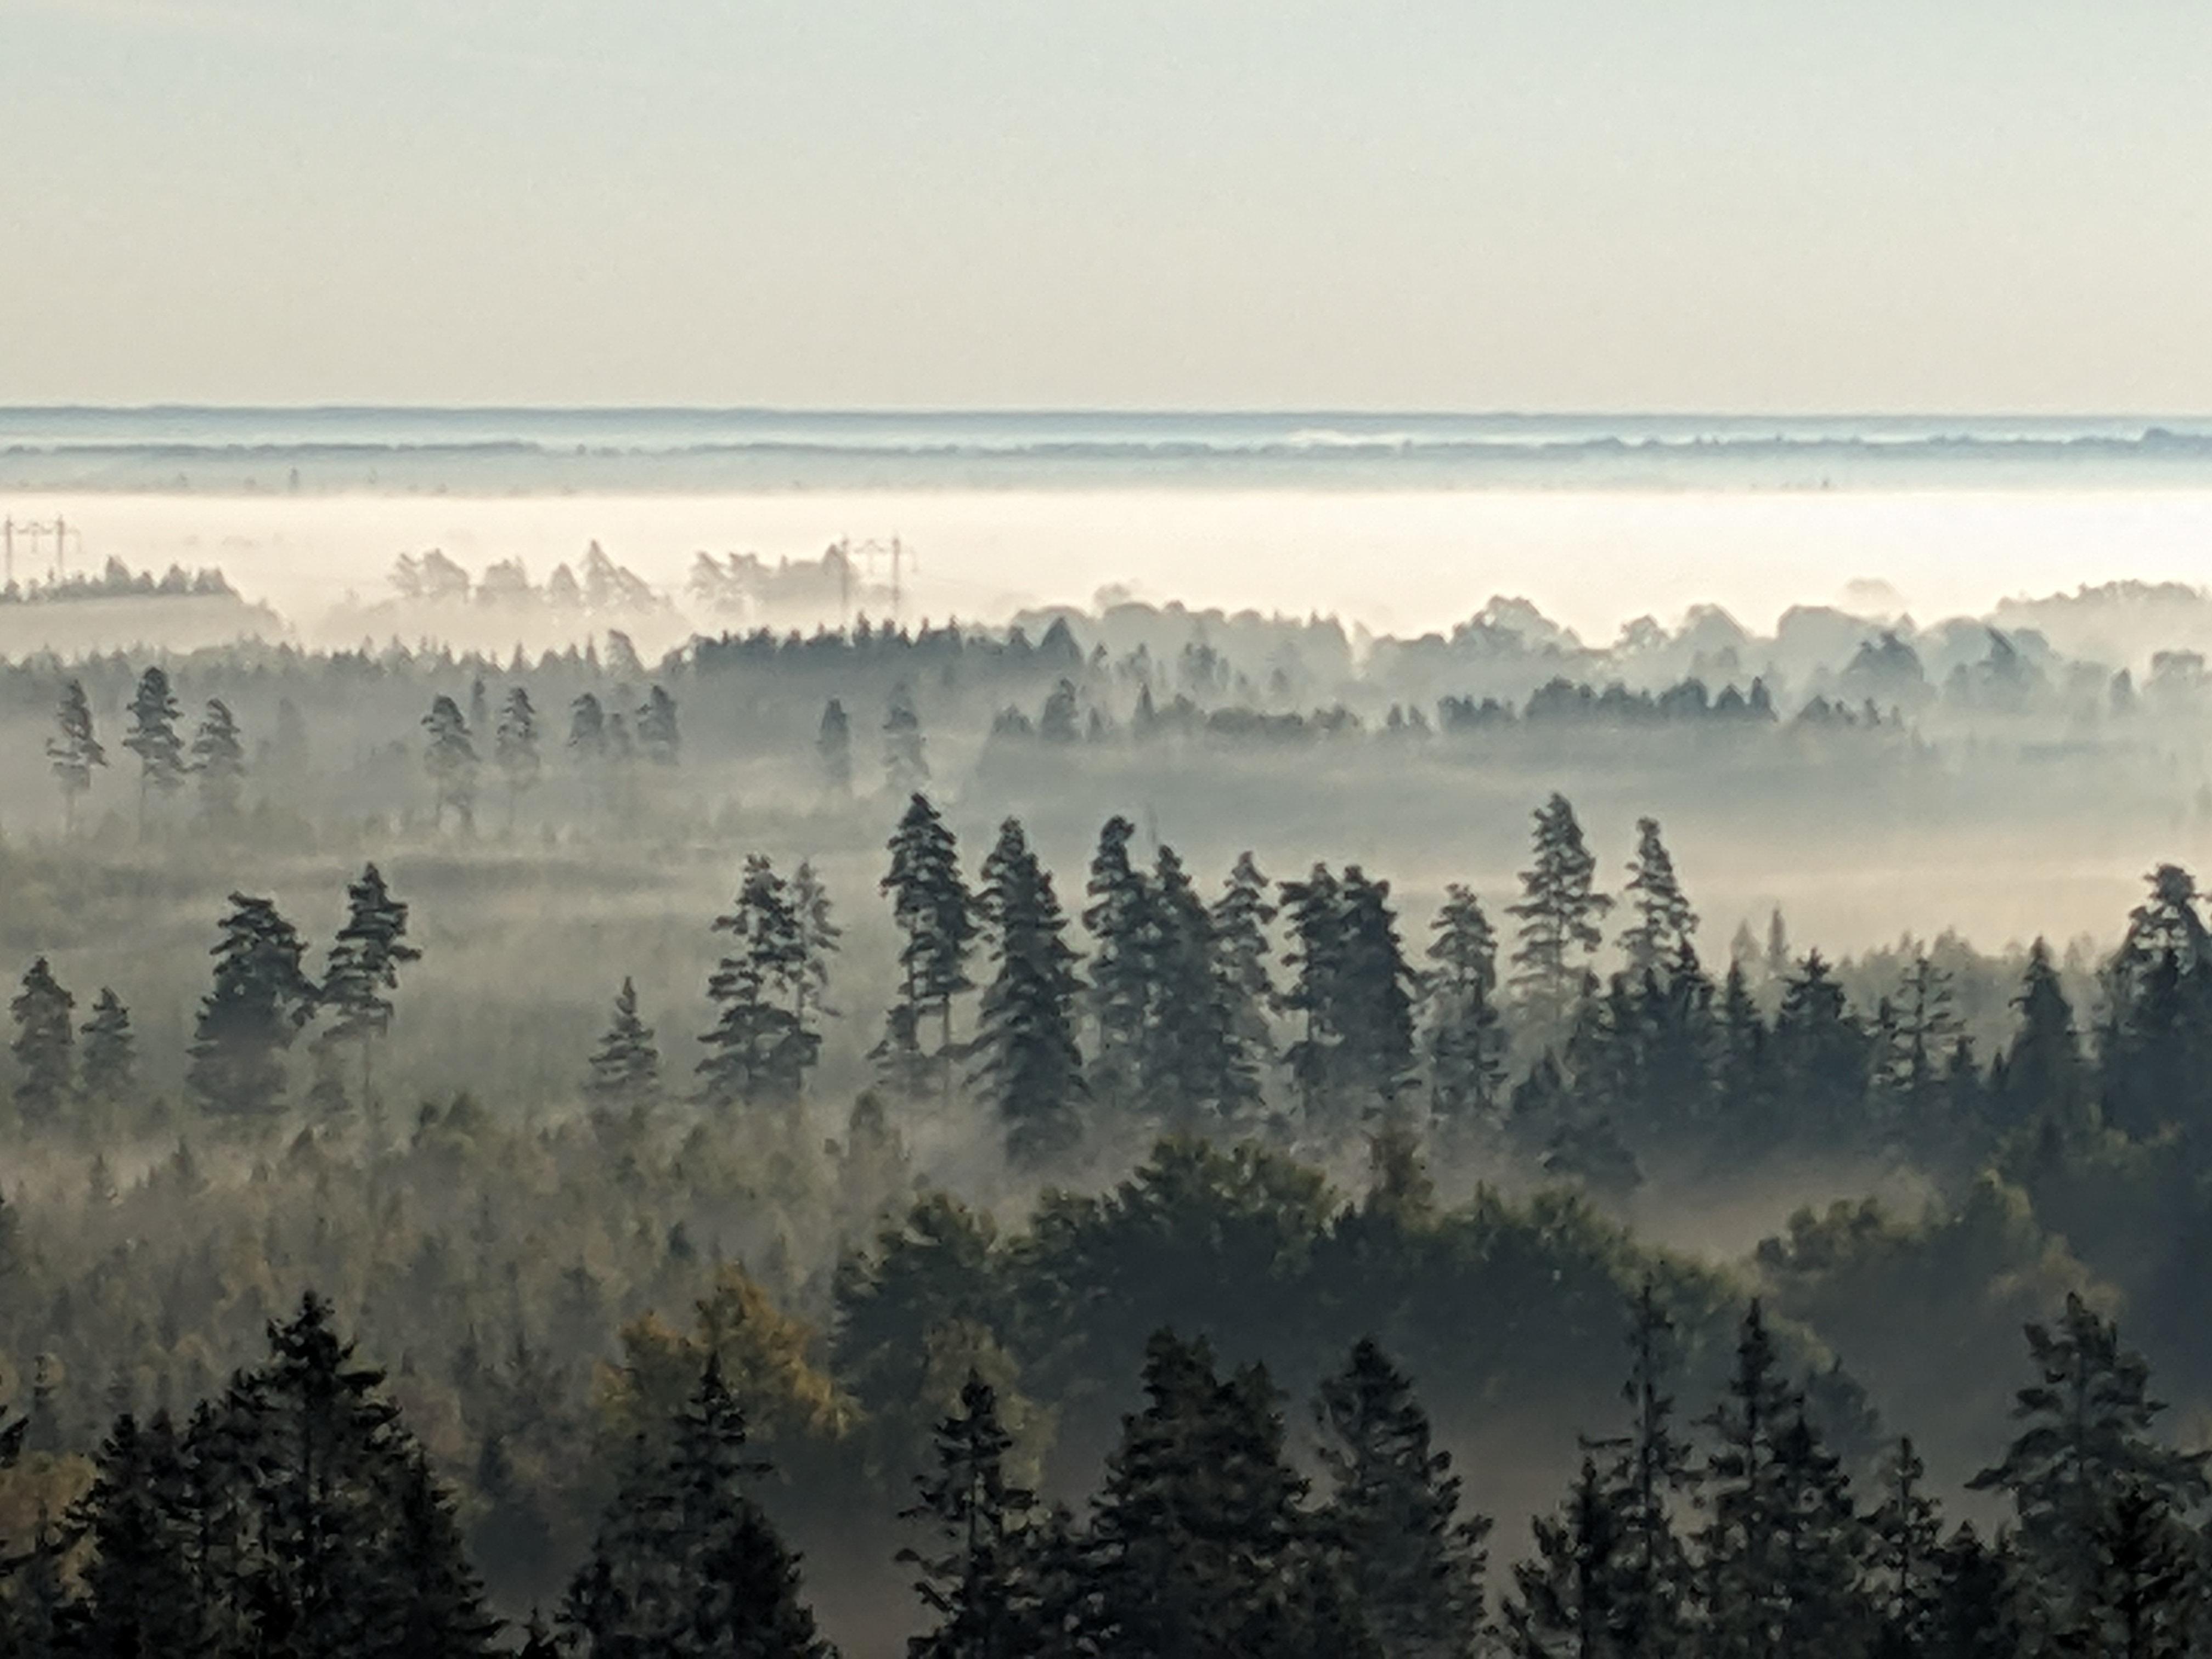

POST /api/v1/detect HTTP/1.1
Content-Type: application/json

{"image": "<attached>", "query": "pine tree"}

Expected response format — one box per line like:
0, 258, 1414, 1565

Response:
1084, 815, 1156, 1109
424, 693, 480, 831
879, 795, 975, 1102
587, 978, 662, 1119
9, 957, 75, 1127
886, 685, 931, 793
1968, 1293, 2209, 1627
792, 858, 842, 1032
1316, 1339, 1487, 1659
563, 1360, 828, 1659
972, 818, 1086, 1166
1510, 794, 1612, 1049
315, 862, 420, 1107
636, 684, 680, 766
494, 685, 542, 827
48, 675, 107, 831
818, 698, 854, 793
1880, 953, 1958, 1139
79, 985, 135, 1107
1425, 884, 1508, 1135
699, 855, 817, 1110
900, 1370, 1042, 1659
1619, 817, 1696, 983
191, 697, 247, 818
188, 892, 318, 1119
122, 663, 187, 828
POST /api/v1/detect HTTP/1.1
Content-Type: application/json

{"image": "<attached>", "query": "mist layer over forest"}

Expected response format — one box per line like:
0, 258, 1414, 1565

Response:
9, 491, 2212, 1652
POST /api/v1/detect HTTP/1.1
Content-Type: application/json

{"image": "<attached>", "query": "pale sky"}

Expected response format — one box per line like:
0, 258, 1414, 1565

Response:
8, 0, 2212, 410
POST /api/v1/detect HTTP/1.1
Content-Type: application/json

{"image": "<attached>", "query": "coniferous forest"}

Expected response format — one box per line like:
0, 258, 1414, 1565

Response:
11, 594, 2212, 1655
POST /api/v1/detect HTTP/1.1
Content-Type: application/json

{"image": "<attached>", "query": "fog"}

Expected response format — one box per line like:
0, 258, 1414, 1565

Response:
8, 479, 2212, 1651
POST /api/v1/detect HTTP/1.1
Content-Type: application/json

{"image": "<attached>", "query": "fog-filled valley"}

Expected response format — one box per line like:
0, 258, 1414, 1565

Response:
7, 495, 2212, 1655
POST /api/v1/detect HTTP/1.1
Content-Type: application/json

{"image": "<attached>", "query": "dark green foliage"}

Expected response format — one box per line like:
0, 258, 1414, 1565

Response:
1995, 938, 2083, 1135
1140, 844, 1249, 1131
1210, 851, 1279, 1098
78, 985, 134, 1107
972, 818, 1086, 1166
316, 862, 420, 1105
122, 664, 187, 820
47, 676, 106, 828
1503, 1453, 1624, 1659
1773, 951, 1871, 1149
1969, 1291, 2208, 1628
187, 893, 318, 1119
1316, 1339, 1486, 1659
1279, 864, 1417, 1137
1087, 1330, 1349, 1659
1510, 794, 1611, 1048
1425, 884, 1508, 1135
879, 794, 974, 1101
588, 977, 662, 1118
563, 1360, 827, 1659
10, 956, 75, 1127
1619, 817, 1695, 984
69, 1411, 212, 1659
190, 697, 246, 818
699, 855, 818, 1110
901, 1371, 1041, 1659
1084, 814, 1155, 1109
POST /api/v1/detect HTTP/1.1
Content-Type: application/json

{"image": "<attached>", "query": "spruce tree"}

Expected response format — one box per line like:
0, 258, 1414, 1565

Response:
494, 685, 542, 827
1088, 1331, 1331, 1659
48, 675, 107, 831
563, 1359, 828, 1659
1425, 884, 1507, 1136
188, 893, 318, 1119
900, 1370, 1042, 1659
70, 1410, 215, 1659
885, 684, 931, 792
587, 978, 662, 1119
122, 663, 187, 828
1604, 1281, 1694, 1658
699, 855, 817, 1110
1211, 851, 1279, 1102
377, 1448, 505, 1658
1772, 951, 1871, 1150
1335, 866, 1419, 1116
9, 957, 75, 1127
879, 794, 975, 1102
1868, 1437, 1945, 1657
1141, 844, 1245, 1131
79, 986, 135, 1107
1510, 794, 1612, 1049
315, 862, 420, 1107
1279, 863, 1346, 1129
423, 693, 481, 831
1084, 815, 1156, 1109
568, 690, 608, 762
1503, 1453, 1624, 1659
818, 697, 854, 794
1997, 938, 2083, 1134
1316, 1339, 1487, 1659
1619, 817, 1696, 984
972, 818, 1086, 1166
191, 697, 247, 819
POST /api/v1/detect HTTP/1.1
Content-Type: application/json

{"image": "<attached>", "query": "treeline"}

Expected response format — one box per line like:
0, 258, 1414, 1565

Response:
1, 1271, 2203, 1658
1, 556, 235, 607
